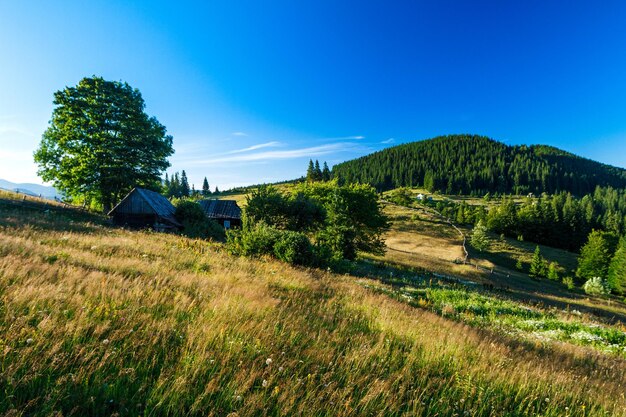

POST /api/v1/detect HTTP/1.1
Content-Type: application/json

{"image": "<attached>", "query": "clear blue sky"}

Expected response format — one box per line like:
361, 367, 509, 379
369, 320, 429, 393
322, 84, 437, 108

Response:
2, 1, 626, 190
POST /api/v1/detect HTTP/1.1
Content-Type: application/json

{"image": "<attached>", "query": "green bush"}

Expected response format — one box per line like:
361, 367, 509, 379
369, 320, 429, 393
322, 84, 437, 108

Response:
273, 230, 314, 266
238, 223, 280, 256
583, 277, 610, 296
175, 200, 225, 241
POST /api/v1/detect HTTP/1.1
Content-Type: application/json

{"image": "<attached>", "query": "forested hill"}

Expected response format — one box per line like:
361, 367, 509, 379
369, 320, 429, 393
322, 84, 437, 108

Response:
332, 135, 626, 195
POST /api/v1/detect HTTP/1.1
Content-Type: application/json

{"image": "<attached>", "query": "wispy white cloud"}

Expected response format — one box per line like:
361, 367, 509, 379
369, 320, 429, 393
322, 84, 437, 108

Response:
231, 131, 248, 137
187, 142, 363, 166
226, 141, 282, 154
381, 138, 395, 144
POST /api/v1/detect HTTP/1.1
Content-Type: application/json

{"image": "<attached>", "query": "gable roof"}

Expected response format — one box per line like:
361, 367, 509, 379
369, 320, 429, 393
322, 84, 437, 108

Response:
108, 188, 180, 225
198, 199, 242, 219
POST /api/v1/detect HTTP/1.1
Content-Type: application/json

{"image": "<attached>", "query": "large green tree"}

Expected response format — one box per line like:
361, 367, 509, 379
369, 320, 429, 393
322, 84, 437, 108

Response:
576, 230, 618, 281
34, 76, 174, 212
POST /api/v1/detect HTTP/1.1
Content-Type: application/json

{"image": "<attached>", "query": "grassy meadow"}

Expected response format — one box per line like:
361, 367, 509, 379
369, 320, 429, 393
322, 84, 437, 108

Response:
1, 194, 626, 416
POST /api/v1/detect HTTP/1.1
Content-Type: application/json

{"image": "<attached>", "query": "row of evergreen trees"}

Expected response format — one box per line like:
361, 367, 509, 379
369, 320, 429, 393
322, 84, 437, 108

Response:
418, 186, 626, 252
332, 135, 626, 196
306, 160, 331, 182
163, 171, 219, 198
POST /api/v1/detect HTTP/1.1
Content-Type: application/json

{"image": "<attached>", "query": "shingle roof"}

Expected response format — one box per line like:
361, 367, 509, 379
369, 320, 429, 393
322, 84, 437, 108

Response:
198, 199, 241, 219
108, 187, 181, 226
135, 188, 176, 218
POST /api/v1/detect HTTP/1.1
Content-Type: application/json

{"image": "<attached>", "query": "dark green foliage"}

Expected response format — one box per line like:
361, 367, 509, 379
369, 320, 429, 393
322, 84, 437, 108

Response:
306, 159, 329, 182
180, 170, 190, 197
202, 177, 210, 197
34, 76, 174, 212
232, 181, 388, 266
332, 135, 626, 195
175, 200, 225, 241
322, 162, 331, 181
607, 237, 626, 294
576, 230, 618, 282
273, 230, 315, 265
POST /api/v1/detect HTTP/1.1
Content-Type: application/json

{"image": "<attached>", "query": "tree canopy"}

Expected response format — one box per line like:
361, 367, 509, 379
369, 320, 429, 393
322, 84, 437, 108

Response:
332, 135, 626, 196
34, 76, 173, 211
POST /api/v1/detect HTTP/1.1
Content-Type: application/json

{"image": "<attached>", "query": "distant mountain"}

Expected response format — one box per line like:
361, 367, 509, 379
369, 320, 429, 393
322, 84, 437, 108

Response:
332, 134, 626, 195
0, 179, 62, 199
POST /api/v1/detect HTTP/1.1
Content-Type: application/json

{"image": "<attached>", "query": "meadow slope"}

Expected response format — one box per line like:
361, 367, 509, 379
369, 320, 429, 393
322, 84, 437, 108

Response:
1, 198, 626, 416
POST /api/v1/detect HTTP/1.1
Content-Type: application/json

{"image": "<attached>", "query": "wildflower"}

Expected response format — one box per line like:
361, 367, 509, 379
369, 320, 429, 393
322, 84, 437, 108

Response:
262, 379, 268, 388
544, 397, 550, 403
102, 339, 110, 345
278, 366, 284, 372
266, 358, 273, 365
26, 338, 34, 345
236, 395, 242, 401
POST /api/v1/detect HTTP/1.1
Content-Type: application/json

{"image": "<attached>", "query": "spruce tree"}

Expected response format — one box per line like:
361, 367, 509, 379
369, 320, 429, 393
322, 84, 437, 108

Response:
314, 160, 322, 181
202, 177, 210, 197
322, 162, 331, 181
306, 159, 315, 182
576, 230, 616, 281
470, 220, 490, 252
529, 246, 545, 278
547, 262, 559, 281
607, 237, 626, 294
180, 170, 190, 197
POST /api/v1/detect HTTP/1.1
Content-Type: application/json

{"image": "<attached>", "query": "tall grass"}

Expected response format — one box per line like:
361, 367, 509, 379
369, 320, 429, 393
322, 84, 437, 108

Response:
1, 202, 625, 416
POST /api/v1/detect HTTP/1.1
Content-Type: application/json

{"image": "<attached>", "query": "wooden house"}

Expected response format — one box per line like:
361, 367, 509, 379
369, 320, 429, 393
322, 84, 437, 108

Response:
198, 199, 242, 229
108, 187, 181, 231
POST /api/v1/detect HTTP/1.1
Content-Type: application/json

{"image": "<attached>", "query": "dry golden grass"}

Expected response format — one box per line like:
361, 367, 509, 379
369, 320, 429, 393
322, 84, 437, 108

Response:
1, 195, 626, 416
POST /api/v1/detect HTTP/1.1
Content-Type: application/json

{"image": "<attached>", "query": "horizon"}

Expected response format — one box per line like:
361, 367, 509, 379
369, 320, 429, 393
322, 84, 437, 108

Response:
3, 1, 626, 190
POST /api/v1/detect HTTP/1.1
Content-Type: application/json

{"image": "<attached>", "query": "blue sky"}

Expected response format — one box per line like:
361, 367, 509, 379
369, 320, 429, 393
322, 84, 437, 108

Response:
2, 1, 626, 190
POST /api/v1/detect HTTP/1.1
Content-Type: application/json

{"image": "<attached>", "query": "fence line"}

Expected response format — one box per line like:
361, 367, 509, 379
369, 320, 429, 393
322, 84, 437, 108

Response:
382, 199, 514, 279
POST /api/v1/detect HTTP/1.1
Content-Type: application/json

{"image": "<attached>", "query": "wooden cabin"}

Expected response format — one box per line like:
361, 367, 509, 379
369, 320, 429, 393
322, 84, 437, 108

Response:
108, 188, 181, 231
198, 199, 242, 229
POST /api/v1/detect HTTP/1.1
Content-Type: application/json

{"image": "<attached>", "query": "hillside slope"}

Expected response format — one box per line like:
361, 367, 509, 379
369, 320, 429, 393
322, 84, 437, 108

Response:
1, 195, 626, 416
332, 135, 626, 195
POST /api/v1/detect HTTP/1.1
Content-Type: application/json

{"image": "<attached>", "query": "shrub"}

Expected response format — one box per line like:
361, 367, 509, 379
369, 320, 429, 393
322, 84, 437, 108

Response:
583, 277, 610, 296
238, 223, 281, 257
562, 276, 576, 290
175, 200, 225, 241
273, 231, 314, 266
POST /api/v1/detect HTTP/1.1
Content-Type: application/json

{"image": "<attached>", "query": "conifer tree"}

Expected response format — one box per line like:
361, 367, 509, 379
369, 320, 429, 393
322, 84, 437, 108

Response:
314, 160, 322, 181
529, 246, 546, 278
470, 220, 490, 252
180, 170, 190, 197
202, 177, 210, 197
306, 159, 315, 182
322, 162, 331, 182
607, 237, 626, 294
547, 262, 559, 281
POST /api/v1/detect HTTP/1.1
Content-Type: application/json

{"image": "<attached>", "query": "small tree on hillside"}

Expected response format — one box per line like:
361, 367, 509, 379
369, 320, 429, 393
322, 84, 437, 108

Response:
470, 220, 490, 252
607, 237, 626, 294
529, 246, 547, 278
583, 277, 610, 296
547, 262, 559, 281
576, 230, 617, 282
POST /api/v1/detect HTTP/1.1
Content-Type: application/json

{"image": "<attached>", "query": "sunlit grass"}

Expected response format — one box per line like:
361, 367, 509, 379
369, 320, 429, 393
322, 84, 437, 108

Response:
1, 198, 625, 416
